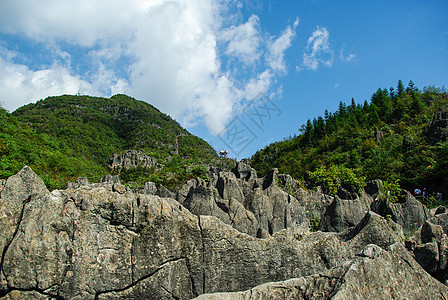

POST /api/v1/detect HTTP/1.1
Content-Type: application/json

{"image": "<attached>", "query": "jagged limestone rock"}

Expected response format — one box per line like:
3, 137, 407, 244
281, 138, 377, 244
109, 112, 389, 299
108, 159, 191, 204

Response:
194, 243, 448, 300
1, 167, 447, 299
319, 196, 367, 232
370, 190, 430, 233
108, 150, 157, 173
231, 161, 257, 180
424, 110, 448, 146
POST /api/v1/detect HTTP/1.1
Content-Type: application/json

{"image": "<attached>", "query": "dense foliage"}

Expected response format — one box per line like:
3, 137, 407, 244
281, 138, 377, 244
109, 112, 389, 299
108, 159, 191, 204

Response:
1, 94, 218, 189
252, 81, 448, 198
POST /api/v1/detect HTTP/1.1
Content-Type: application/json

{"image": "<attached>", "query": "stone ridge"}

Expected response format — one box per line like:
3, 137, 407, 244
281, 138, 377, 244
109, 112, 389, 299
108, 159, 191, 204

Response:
0, 166, 447, 299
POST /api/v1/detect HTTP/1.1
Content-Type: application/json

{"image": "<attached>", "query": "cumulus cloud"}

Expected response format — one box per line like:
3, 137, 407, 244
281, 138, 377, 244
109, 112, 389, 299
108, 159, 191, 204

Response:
266, 18, 299, 74
219, 15, 261, 65
302, 26, 334, 70
0, 0, 298, 135
0, 57, 93, 111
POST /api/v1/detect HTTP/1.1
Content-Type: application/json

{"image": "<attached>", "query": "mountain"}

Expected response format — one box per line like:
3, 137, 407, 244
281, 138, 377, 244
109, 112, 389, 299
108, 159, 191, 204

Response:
0, 94, 218, 189
251, 81, 448, 206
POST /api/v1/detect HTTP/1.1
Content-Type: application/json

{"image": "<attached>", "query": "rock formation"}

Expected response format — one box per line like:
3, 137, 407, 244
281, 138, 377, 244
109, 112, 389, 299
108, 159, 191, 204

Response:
424, 110, 448, 145
108, 150, 158, 172
0, 166, 447, 299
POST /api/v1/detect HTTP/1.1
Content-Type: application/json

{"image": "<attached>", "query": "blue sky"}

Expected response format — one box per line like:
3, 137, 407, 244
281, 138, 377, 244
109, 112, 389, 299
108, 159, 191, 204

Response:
0, 0, 447, 159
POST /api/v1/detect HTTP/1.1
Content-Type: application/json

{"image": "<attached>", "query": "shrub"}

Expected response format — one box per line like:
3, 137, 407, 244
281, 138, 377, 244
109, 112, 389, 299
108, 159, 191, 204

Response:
379, 179, 401, 203
307, 165, 365, 196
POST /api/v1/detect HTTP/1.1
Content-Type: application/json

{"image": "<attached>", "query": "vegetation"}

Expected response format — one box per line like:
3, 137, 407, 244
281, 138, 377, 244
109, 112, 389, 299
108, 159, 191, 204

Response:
379, 179, 402, 203
252, 81, 448, 199
1, 94, 218, 189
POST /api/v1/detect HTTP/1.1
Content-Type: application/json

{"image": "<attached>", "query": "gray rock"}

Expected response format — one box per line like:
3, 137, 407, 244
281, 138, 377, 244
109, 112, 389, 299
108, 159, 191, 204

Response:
108, 150, 157, 172
156, 184, 175, 199
1, 167, 446, 299
414, 241, 439, 273
429, 212, 448, 234
100, 174, 121, 184
319, 196, 367, 232
293, 187, 334, 220
434, 205, 447, 216
176, 179, 196, 204
231, 161, 257, 180
370, 190, 430, 234
421, 220, 445, 244
215, 172, 244, 202
66, 177, 89, 189
424, 110, 448, 146
140, 181, 157, 195
195, 243, 448, 300
0, 166, 50, 294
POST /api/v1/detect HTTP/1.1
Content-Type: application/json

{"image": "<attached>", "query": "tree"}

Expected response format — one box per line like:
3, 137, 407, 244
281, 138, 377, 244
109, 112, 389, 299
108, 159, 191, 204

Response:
397, 80, 405, 98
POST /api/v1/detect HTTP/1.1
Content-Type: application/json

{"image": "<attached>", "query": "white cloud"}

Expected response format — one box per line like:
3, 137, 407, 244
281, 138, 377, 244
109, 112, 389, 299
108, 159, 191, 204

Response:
340, 48, 356, 62
219, 15, 261, 65
302, 26, 334, 70
0, 0, 298, 135
266, 18, 299, 74
0, 57, 95, 111
243, 69, 273, 100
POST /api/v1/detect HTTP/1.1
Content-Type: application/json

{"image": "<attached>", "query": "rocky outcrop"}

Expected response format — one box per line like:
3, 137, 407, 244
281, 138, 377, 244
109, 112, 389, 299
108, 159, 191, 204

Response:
1, 166, 446, 299
108, 150, 157, 172
231, 161, 257, 180
406, 208, 448, 284
370, 190, 430, 233
179, 169, 313, 237
195, 243, 448, 300
319, 193, 373, 233
424, 110, 448, 145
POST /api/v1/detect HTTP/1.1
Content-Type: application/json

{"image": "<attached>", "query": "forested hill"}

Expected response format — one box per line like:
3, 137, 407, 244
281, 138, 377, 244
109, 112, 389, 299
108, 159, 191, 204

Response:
251, 81, 448, 202
0, 94, 217, 189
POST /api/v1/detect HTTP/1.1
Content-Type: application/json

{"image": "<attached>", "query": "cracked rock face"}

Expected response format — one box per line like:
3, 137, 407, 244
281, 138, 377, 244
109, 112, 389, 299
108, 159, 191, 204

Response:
195, 243, 448, 300
1, 166, 447, 299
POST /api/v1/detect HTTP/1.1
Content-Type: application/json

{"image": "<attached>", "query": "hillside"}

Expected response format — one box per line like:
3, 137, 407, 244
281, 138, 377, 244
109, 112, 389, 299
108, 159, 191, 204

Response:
251, 81, 448, 205
0, 94, 218, 189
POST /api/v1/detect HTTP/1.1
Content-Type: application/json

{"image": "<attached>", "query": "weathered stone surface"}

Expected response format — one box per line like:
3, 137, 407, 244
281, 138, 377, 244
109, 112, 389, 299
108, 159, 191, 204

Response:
421, 220, 445, 244
140, 181, 157, 195
156, 184, 175, 199
429, 212, 448, 234
100, 174, 121, 184
410, 215, 448, 285
180, 170, 312, 237
414, 241, 439, 273
370, 191, 430, 233
231, 161, 257, 180
292, 187, 334, 220
320, 196, 367, 232
424, 110, 448, 146
195, 243, 448, 300
215, 172, 244, 202
108, 150, 157, 172
1, 167, 446, 299
66, 177, 89, 189
0, 166, 50, 293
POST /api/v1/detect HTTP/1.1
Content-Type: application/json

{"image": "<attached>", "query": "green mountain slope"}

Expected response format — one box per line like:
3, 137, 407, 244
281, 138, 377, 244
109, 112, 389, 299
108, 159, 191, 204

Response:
251, 81, 448, 204
1, 94, 217, 189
